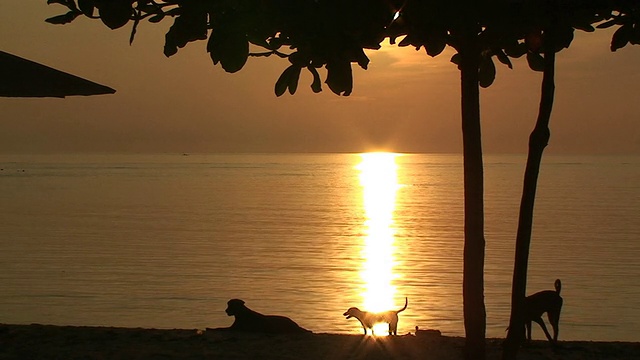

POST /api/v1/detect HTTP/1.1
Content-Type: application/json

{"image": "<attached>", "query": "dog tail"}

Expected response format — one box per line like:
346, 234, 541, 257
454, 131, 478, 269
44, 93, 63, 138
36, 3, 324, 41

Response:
397, 297, 408, 313
554, 279, 562, 295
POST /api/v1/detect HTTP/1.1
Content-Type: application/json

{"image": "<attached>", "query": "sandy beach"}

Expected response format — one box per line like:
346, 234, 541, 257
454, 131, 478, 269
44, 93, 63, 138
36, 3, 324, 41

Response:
1, 324, 639, 360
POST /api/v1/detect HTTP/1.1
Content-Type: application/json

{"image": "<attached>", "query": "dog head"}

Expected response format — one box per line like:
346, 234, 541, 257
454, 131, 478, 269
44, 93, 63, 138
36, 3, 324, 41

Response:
343, 307, 361, 319
225, 299, 247, 316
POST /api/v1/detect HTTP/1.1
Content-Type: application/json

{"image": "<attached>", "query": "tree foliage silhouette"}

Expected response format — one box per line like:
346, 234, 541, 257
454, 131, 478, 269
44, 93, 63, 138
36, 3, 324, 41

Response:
46, 1, 640, 359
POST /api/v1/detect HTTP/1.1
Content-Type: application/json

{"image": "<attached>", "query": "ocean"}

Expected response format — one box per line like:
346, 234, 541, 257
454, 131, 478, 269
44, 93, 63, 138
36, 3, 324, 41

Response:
1, 153, 638, 341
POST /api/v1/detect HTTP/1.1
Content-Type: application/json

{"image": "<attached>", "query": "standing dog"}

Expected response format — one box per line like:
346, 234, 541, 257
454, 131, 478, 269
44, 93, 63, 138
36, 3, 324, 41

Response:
343, 297, 408, 335
209, 299, 311, 334
523, 279, 563, 343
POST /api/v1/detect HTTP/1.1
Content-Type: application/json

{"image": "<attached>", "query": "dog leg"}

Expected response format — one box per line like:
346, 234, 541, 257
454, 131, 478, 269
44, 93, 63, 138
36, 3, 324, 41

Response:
533, 318, 554, 343
547, 311, 560, 342
525, 321, 532, 341
354, 318, 367, 335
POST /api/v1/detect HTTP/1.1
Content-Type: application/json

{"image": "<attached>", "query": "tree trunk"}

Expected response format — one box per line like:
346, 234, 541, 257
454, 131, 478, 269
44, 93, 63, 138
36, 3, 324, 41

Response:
502, 43, 556, 360
459, 29, 487, 360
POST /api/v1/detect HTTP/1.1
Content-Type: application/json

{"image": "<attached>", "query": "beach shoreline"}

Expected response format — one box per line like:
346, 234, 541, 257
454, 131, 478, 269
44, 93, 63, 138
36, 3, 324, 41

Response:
1, 323, 639, 360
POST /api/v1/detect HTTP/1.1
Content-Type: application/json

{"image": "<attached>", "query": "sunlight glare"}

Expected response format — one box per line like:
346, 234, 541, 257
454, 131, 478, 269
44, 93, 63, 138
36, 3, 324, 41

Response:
356, 152, 402, 335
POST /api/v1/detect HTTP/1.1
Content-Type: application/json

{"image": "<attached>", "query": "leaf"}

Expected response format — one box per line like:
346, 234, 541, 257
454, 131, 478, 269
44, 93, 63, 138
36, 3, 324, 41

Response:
165, 8, 182, 16
149, 13, 165, 23
288, 66, 301, 95
631, 27, 640, 45
308, 66, 322, 93
129, 16, 140, 45
47, 0, 77, 12
424, 31, 447, 57
494, 49, 512, 69
478, 56, 496, 88
208, 27, 249, 73
325, 60, 353, 96
45, 11, 79, 25
504, 42, 527, 58
288, 52, 307, 67
165, 11, 208, 57
98, 0, 132, 30
553, 26, 574, 51
526, 52, 545, 72
425, 39, 446, 57
596, 19, 618, 29
78, 0, 95, 17
611, 24, 632, 52
47, 0, 71, 7
450, 53, 461, 66
248, 36, 271, 50
574, 23, 595, 32
398, 35, 414, 47
136, 3, 160, 14
274, 66, 294, 97
164, 32, 178, 57
352, 48, 369, 70
267, 37, 284, 51
273, 65, 303, 96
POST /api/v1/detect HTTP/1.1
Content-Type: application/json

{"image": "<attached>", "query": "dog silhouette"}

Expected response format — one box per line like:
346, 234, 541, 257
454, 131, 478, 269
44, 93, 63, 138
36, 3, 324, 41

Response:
343, 298, 408, 335
523, 279, 563, 343
209, 299, 311, 334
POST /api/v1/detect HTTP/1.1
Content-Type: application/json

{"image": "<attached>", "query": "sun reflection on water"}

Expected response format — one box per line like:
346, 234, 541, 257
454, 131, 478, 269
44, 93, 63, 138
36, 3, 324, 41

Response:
356, 152, 403, 335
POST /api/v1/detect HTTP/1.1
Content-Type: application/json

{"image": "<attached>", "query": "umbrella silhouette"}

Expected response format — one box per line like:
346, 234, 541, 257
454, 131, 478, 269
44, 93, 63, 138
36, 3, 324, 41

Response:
0, 50, 116, 98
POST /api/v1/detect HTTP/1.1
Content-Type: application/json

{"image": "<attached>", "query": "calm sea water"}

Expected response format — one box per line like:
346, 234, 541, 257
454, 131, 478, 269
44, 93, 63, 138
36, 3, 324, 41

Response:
0, 153, 639, 341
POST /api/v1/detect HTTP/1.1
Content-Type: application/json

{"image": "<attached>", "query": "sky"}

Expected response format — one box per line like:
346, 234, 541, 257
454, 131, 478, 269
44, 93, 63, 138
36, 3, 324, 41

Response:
1, 2, 640, 154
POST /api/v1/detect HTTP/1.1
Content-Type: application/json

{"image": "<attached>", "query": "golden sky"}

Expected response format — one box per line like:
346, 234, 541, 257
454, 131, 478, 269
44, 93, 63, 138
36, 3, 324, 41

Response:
1, 2, 640, 154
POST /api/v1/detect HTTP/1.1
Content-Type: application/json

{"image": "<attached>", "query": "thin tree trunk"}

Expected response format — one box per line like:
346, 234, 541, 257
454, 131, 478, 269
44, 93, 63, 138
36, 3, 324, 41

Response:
502, 41, 556, 360
460, 29, 487, 360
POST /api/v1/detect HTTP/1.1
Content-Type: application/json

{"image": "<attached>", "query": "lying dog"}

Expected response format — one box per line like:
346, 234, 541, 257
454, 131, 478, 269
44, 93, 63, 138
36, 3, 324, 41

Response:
343, 297, 408, 335
523, 279, 563, 343
209, 299, 311, 334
